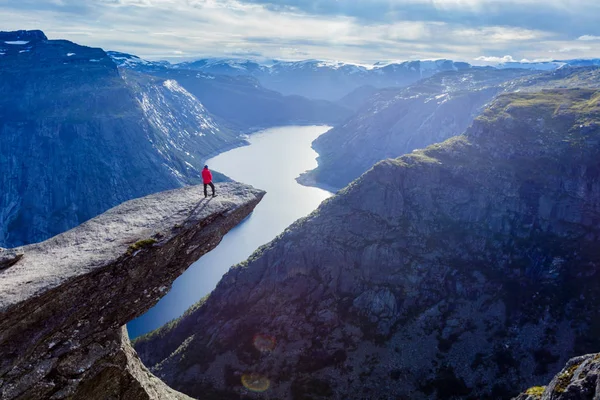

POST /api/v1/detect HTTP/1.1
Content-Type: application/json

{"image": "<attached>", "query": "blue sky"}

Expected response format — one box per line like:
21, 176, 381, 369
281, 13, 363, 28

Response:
1, 0, 599, 63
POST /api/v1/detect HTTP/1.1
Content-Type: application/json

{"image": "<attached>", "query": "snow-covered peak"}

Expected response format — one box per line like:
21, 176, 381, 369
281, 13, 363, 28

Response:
107, 51, 170, 71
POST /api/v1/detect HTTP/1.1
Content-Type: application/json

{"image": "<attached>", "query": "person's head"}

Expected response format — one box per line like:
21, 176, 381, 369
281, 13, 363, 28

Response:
204, 165, 208, 169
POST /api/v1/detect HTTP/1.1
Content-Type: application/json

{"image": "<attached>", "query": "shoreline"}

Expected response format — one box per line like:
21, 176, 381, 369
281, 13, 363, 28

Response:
296, 169, 341, 194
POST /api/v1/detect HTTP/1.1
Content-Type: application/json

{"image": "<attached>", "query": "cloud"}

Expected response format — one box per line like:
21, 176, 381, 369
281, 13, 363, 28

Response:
578, 35, 600, 41
475, 55, 516, 63
237, 0, 600, 36
1, 0, 599, 63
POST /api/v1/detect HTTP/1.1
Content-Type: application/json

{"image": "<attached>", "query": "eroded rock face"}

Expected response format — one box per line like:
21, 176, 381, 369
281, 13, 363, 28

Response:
0, 183, 265, 399
137, 89, 600, 399
514, 353, 600, 400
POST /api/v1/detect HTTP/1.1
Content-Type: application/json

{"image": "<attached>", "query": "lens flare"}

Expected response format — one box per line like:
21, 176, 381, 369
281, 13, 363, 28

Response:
253, 334, 277, 353
241, 373, 270, 392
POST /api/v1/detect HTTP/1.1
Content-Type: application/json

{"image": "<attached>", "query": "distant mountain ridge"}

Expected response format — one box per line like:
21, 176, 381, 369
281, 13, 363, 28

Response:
109, 53, 353, 132
109, 51, 600, 101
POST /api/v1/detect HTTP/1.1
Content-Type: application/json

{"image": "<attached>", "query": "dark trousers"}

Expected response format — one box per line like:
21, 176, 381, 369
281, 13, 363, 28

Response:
204, 182, 215, 197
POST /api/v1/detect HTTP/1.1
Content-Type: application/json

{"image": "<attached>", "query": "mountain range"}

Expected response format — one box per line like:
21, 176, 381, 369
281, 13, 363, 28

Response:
109, 51, 600, 101
3, 28, 600, 400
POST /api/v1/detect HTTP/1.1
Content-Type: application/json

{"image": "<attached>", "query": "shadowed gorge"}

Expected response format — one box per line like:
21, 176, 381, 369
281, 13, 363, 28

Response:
0, 183, 265, 399
135, 89, 600, 399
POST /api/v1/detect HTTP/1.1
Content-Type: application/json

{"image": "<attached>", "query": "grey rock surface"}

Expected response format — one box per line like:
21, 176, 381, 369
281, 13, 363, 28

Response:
136, 89, 600, 399
513, 353, 600, 400
0, 182, 265, 399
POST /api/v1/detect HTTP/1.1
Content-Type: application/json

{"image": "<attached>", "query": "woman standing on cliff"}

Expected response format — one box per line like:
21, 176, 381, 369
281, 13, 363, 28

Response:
202, 165, 216, 198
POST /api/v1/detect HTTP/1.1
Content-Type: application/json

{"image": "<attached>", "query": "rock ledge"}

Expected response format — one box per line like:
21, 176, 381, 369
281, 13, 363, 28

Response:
0, 183, 265, 399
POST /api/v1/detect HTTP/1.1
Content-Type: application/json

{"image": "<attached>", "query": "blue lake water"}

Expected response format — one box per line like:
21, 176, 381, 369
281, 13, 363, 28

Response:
127, 125, 333, 339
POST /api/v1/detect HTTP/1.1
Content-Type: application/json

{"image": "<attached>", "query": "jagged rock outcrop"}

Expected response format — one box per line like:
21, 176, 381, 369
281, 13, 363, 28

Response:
514, 353, 600, 400
0, 30, 241, 248
136, 89, 600, 399
0, 183, 265, 399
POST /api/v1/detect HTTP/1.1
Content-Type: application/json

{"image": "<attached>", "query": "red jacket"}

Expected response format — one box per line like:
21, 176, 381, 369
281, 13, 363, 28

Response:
202, 168, 213, 184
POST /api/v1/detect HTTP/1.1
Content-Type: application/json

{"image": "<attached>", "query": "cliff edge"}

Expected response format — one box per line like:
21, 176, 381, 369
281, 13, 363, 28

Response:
0, 183, 265, 399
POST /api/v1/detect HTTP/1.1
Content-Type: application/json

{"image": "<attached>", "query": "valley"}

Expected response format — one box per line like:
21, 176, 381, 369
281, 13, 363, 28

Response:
127, 125, 333, 339
1, 26, 600, 400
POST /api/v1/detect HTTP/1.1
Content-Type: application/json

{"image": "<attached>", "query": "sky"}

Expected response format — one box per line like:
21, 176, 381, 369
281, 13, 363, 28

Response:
1, 0, 600, 64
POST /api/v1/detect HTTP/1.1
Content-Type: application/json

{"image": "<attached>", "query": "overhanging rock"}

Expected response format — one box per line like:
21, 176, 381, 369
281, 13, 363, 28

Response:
0, 183, 265, 399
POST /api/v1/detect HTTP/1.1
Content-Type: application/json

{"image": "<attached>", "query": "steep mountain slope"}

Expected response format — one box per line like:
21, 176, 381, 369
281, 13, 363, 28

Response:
0, 30, 242, 247
300, 68, 538, 190
135, 89, 600, 399
336, 85, 379, 111
126, 69, 352, 132
120, 70, 241, 165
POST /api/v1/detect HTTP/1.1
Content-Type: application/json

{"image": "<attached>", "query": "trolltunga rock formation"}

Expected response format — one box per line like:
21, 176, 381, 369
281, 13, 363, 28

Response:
0, 183, 264, 399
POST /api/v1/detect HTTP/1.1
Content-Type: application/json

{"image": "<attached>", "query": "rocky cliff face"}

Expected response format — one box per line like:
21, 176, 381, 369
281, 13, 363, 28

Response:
0, 183, 265, 400
136, 89, 600, 399
0, 30, 241, 248
302, 67, 600, 191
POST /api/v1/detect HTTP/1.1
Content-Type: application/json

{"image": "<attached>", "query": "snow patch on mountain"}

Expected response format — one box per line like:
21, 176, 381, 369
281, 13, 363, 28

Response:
497, 61, 566, 70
